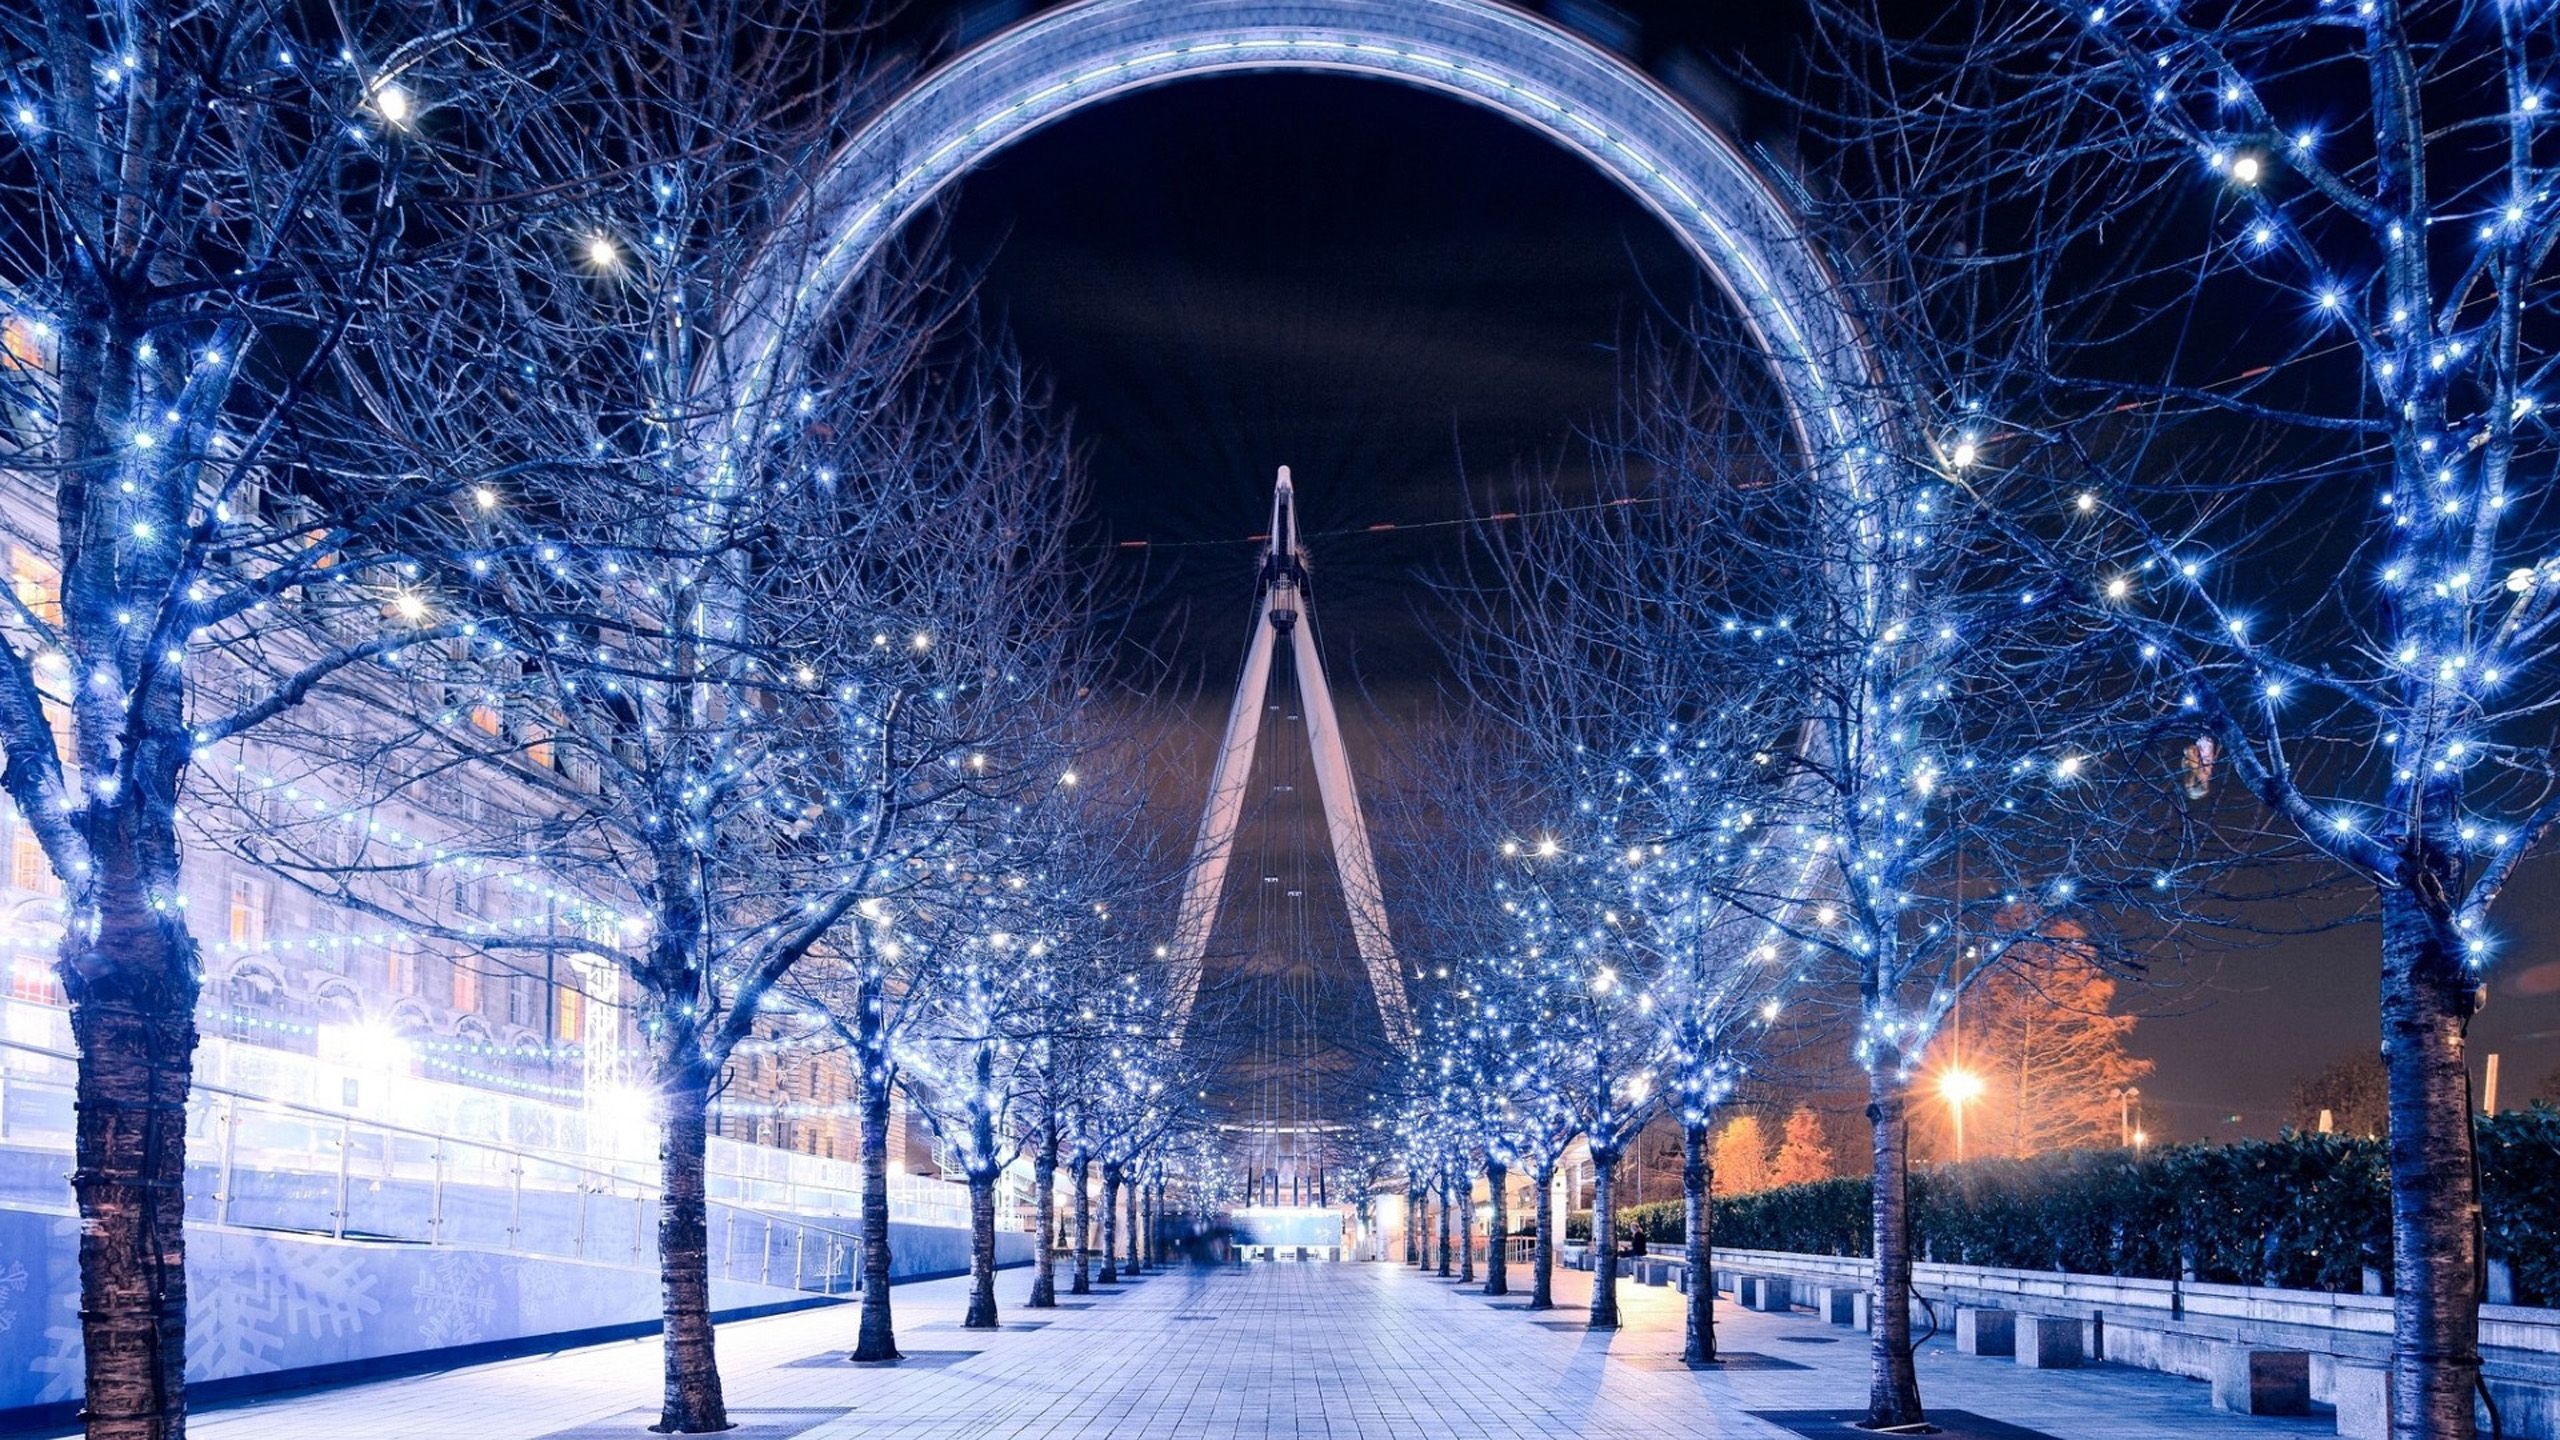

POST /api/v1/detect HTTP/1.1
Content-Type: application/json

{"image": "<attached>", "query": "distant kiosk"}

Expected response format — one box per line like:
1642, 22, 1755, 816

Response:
1163, 468, 1413, 1051
1231, 1204, 1348, 1265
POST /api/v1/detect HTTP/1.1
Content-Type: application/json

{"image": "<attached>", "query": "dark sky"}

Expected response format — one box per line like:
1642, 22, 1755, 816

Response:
903, 3, 2560, 1140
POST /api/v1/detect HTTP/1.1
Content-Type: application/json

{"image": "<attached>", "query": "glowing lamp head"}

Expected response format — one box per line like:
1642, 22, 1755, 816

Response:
1937, 1067, 1985, 1105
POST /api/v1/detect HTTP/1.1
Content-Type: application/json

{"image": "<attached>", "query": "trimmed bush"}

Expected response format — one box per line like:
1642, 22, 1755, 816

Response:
1602, 1108, 2557, 1305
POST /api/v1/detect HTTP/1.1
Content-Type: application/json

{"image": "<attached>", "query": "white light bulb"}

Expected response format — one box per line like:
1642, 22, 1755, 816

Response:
2230, 153, 2263, 185
371, 81, 413, 126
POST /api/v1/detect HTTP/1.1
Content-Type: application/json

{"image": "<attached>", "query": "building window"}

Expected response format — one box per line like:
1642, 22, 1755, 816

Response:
7, 955, 63, 1005
451, 960, 482, 1016
227, 876, 268, 949
10, 547, 62, 627
506, 974, 539, 1028
555, 982, 584, 1044
9, 821, 59, 896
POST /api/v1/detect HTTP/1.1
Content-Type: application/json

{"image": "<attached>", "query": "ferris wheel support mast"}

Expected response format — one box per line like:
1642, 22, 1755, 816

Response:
1165, 468, 1414, 1051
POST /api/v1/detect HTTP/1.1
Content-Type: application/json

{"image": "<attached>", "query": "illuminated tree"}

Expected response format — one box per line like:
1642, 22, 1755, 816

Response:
1921, 940, 2152, 1162
0, 4, 626, 1429
1712, 1114, 1775, 1196
1769, 1105, 1836, 1187
1800, 0, 2559, 1426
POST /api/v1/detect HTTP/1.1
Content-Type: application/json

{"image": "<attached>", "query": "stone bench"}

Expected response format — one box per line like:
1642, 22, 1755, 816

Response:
1739, 1275, 1794, 1312
2015, 1313, 2083, 1369
2332, 1363, 2390, 1440
2212, 1346, 2310, 1416
1811, 1284, 1864, 1327
1955, 1307, 2016, 1357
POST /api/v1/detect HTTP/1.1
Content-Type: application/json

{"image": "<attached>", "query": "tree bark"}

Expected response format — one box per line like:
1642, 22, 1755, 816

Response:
1683, 1121, 1716, 1365
852, 1073, 900, 1362
1122, 1166, 1142, 1273
1589, 1148, 1621, 1329
1099, 1161, 1121, 1284
1459, 1169, 1476, 1284
1529, 1157, 1556, 1311
653, 1055, 728, 1432
1406, 1177, 1424, 1268
1866, 1061, 1922, 1427
1070, 1153, 1093, 1295
2379, 886, 2483, 1440
65, 913, 198, 1440
1436, 1169, 1453, 1276
964, 1170, 999, 1329
1484, 1159, 1509, 1296
1029, 1123, 1059, 1308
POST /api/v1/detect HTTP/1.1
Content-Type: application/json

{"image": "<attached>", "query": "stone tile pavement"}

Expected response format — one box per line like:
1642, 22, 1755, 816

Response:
54, 1259, 2348, 1438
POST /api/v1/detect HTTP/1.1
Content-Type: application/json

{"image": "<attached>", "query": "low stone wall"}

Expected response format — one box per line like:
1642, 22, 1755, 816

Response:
0, 1204, 1029, 1427
1708, 1247, 2560, 1437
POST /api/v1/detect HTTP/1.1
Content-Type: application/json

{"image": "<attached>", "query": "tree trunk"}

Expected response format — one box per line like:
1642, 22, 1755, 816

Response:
1683, 1121, 1715, 1365
1070, 1154, 1093, 1295
852, 1073, 900, 1362
1590, 1149, 1620, 1329
1436, 1170, 1453, 1276
1029, 1124, 1059, 1308
1406, 1178, 1424, 1267
1099, 1162, 1121, 1284
65, 916, 199, 1440
1122, 1168, 1141, 1273
1529, 1157, 1556, 1311
1484, 1159, 1509, 1296
1459, 1170, 1476, 1284
1866, 1061, 1922, 1427
2379, 886, 2483, 1440
653, 1056, 728, 1432
964, 1171, 999, 1329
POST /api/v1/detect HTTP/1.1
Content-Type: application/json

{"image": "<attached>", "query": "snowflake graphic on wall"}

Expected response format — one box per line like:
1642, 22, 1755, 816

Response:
410, 1255, 500, 1349
0, 1258, 29, 1336
188, 1236, 382, 1379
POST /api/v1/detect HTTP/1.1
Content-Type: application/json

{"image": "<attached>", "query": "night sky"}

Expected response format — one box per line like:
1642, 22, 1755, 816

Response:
905, 3, 2560, 1139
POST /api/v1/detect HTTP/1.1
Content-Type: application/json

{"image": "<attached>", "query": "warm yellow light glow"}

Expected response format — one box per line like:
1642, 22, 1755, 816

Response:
1937, 1067, 1984, 1105
586, 233, 621, 270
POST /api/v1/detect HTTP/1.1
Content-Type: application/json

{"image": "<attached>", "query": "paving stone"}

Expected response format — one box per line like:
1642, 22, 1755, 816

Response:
133, 1261, 2343, 1440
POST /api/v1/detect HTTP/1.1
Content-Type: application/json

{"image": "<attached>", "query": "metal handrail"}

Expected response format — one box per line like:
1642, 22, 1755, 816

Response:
0, 1034, 869, 1291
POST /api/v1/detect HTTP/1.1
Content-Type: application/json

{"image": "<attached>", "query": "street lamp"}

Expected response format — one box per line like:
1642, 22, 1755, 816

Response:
1937, 1067, 1984, 1163
2119, 1085, 2142, 1148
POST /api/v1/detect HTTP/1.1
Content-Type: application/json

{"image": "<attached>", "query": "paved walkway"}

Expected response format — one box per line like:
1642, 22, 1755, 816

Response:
84, 1260, 2341, 1439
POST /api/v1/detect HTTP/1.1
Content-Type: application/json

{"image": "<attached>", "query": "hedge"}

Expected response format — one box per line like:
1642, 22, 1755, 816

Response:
1586, 1108, 2558, 1306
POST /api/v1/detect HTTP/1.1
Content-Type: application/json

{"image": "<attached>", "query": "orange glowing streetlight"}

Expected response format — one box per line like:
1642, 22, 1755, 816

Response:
1937, 1067, 1985, 1162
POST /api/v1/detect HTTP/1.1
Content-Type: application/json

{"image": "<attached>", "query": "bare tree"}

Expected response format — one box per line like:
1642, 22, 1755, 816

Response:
1796, 0, 2560, 1428
0, 4, 552, 1430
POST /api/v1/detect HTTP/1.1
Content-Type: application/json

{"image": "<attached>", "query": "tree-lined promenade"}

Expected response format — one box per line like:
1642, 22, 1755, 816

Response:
3, 0, 2555, 1438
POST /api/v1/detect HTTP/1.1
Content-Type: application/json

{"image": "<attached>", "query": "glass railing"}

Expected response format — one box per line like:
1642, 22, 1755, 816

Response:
0, 1035, 887, 1292
0, 998, 1002, 1234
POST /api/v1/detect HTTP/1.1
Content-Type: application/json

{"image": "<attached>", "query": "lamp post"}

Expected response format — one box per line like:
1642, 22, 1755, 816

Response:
2119, 1085, 2142, 1148
1937, 1068, 1984, 1163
